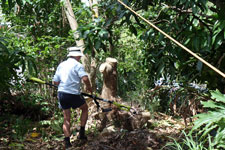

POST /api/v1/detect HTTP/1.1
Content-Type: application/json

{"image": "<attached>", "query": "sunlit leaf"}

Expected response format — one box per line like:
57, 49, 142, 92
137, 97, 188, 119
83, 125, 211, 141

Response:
201, 100, 225, 109
211, 89, 225, 103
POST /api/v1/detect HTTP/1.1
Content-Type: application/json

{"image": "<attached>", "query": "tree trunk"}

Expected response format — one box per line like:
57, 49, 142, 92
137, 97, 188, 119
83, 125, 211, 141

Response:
63, 0, 83, 47
99, 58, 118, 99
87, 0, 98, 92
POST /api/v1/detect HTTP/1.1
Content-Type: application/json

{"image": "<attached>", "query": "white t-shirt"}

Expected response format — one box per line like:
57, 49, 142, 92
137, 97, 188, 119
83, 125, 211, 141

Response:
53, 58, 88, 94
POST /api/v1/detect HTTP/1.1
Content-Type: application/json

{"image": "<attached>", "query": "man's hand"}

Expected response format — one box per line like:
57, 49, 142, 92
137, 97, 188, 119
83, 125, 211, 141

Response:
86, 86, 93, 94
53, 81, 60, 86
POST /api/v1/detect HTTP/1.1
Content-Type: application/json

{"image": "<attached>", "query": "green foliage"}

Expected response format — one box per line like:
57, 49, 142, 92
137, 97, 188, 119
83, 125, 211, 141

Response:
2, 0, 224, 100
192, 90, 225, 134
74, 2, 115, 55
27, 93, 52, 115
1, 91, 52, 122
77, 18, 110, 53
0, 37, 36, 94
116, 29, 150, 99
1, 0, 67, 37
191, 89, 225, 149
39, 111, 64, 141
164, 131, 210, 150
2, 27, 74, 99
11, 117, 32, 141
115, 0, 225, 91
0, 114, 32, 142
1, 0, 73, 94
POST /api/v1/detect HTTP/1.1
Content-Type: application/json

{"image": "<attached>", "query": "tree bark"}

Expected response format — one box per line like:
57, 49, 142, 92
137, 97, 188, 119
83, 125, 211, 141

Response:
87, 0, 98, 92
63, 0, 84, 47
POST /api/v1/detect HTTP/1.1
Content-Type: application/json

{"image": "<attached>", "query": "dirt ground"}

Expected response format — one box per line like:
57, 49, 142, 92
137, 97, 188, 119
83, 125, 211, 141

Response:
0, 111, 189, 150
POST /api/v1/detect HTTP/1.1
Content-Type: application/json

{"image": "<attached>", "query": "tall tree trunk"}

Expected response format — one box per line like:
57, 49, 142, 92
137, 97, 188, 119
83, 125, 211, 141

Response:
63, 0, 83, 47
88, 0, 99, 92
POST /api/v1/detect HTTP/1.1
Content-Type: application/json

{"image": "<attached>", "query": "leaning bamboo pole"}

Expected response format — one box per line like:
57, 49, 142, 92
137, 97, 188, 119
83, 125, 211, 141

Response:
117, 0, 225, 78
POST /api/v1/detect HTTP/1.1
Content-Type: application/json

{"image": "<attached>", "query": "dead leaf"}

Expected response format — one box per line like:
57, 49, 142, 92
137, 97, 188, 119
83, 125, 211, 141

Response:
30, 132, 40, 138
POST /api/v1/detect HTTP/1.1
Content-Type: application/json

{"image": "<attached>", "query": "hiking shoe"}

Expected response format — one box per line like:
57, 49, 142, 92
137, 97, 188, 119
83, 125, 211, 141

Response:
64, 140, 72, 149
78, 134, 87, 140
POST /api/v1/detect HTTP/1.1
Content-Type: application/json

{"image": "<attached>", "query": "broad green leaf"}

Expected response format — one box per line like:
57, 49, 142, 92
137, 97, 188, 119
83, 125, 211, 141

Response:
99, 30, 108, 38
193, 111, 225, 131
94, 40, 101, 50
83, 30, 90, 38
211, 89, 225, 103
201, 100, 225, 109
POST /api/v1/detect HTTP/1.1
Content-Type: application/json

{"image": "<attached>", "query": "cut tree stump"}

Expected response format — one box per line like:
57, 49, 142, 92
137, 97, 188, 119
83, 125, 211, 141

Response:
99, 57, 118, 100
97, 57, 151, 131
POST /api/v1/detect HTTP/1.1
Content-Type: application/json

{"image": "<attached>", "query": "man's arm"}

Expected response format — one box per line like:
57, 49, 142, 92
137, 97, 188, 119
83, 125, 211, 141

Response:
53, 81, 60, 86
82, 76, 93, 94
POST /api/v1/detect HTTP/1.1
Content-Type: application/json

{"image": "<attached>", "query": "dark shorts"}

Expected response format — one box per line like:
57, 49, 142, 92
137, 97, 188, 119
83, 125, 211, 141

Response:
58, 92, 86, 110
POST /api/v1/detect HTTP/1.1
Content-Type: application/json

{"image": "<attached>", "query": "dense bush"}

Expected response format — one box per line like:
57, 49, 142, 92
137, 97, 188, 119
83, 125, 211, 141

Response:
0, 36, 36, 96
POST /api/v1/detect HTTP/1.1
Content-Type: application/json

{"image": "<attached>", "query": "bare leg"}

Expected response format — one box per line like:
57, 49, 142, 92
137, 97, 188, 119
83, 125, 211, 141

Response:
77, 103, 88, 140
79, 103, 88, 127
63, 109, 71, 137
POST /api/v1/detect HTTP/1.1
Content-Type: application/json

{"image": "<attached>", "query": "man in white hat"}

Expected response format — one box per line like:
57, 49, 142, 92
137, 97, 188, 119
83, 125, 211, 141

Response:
53, 46, 92, 149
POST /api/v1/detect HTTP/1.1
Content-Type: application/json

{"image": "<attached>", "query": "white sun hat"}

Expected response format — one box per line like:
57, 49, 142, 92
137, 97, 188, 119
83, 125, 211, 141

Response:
67, 46, 84, 57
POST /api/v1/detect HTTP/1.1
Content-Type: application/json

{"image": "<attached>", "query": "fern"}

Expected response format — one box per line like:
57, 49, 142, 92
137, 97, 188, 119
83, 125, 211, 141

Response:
192, 89, 225, 149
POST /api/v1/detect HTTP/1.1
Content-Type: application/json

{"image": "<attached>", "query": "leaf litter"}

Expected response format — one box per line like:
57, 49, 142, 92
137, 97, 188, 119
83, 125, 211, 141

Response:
0, 100, 189, 150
